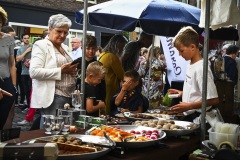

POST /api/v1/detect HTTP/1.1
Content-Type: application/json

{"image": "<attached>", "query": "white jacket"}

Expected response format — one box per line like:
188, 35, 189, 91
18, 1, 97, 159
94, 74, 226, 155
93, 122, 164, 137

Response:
30, 39, 70, 108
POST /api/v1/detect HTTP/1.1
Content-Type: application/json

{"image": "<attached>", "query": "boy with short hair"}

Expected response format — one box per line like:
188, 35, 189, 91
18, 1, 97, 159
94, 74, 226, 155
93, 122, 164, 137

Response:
84, 61, 106, 117
168, 26, 219, 124
224, 45, 239, 84
111, 69, 148, 115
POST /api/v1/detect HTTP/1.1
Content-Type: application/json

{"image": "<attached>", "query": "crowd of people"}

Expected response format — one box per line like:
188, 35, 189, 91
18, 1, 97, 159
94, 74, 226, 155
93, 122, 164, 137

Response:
1, 5, 239, 131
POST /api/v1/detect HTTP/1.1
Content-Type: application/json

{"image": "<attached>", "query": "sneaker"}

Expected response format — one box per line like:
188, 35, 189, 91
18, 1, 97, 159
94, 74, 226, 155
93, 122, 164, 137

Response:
18, 104, 27, 110
19, 103, 25, 106
17, 120, 31, 126
22, 108, 29, 114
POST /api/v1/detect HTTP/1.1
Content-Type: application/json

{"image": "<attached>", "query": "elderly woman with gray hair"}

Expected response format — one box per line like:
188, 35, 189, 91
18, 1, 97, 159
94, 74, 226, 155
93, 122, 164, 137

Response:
30, 14, 78, 128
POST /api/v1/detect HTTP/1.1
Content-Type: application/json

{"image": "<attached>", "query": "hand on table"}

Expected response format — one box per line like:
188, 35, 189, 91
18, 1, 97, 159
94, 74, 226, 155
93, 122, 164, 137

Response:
120, 108, 130, 113
170, 101, 191, 112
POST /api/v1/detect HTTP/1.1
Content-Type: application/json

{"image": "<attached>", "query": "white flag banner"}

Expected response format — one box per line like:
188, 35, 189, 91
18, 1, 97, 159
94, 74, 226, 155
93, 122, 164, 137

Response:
160, 36, 190, 86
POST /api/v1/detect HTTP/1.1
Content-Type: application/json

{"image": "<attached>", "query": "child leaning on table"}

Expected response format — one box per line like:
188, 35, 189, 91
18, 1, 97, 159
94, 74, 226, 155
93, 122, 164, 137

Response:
84, 61, 106, 117
168, 26, 219, 124
110, 69, 149, 116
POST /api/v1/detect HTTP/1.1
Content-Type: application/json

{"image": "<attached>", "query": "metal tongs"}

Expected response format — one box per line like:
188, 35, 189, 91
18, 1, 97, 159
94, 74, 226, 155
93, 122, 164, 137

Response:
103, 132, 116, 149
85, 132, 115, 149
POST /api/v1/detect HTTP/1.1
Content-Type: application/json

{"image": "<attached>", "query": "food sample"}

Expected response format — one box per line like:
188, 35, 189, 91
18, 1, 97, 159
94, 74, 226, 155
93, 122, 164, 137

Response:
89, 125, 135, 142
35, 135, 103, 155
134, 119, 197, 130
88, 125, 161, 142
160, 110, 184, 116
64, 103, 71, 109
129, 113, 155, 119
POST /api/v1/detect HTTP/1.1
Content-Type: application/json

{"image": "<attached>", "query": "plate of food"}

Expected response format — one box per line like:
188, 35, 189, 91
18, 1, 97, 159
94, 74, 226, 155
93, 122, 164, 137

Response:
123, 112, 158, 122
23, 134, 115, 160
115, 113, 124, 118
134, 119, 199, 136
85, 125, 166, 148
159, 110, 184, 117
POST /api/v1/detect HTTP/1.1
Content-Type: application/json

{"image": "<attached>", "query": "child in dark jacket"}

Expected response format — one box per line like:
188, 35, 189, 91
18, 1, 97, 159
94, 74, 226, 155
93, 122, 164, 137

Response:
110, 69, 149, 116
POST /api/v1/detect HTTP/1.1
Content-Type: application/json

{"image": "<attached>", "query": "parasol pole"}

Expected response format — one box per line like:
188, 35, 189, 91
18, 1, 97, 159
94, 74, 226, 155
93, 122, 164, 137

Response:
201, 0, 210, 141
147, 36, 155, 99
76, 0, 88, 110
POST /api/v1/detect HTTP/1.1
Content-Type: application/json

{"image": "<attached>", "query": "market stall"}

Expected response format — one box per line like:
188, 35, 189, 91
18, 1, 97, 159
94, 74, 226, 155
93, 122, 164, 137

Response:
15, 129, 200, 160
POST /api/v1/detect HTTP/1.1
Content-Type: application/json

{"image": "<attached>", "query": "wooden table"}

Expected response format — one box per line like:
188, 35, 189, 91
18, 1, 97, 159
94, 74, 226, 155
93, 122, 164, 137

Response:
15, 129, 201, 160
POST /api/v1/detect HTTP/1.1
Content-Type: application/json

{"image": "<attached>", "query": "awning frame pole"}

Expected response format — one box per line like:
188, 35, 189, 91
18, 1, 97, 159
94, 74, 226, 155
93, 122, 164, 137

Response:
80, 0, 88, 109
201, 0, 210, 141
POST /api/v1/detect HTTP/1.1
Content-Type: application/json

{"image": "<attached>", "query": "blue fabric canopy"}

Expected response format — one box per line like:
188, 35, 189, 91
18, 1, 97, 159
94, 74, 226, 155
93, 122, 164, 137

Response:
75, 0, 202, 36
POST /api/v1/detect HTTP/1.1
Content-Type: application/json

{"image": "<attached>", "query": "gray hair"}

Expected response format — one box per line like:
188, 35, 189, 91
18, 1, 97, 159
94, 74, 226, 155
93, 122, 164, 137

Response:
48, 14, 72, 29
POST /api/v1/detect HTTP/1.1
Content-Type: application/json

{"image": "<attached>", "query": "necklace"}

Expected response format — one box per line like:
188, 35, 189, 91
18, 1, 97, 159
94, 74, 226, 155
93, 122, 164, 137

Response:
123, 90, 135, 103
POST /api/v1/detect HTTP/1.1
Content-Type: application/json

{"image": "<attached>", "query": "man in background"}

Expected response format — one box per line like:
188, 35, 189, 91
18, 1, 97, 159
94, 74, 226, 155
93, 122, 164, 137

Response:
71, 37, 82, 60
14, 39, 25, 107
17, 30, 48, 126
224, 45, 239, 85
16, 33, 33, 114
121, 32, 153, 71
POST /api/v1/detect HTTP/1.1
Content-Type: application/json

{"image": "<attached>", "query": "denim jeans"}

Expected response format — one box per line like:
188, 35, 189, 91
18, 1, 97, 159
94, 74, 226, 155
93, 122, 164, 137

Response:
16, 66, 25, 104
40, 94, 71, 129
21, 75, 32, 107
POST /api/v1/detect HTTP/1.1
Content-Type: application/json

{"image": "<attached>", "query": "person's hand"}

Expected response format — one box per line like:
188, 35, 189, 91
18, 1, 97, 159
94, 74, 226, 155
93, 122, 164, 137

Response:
61, 63, 78, 77
97, 100, 105, 108
0, 32, 10, 38
0, 88, 13, 100
0, 32, 5, 38
170, 102, 191, 112
168, 89, 182, 97
121, 108, 130, 113
121, 80, 132, 91
26, 47, 32, 53
98, 102, 106, 115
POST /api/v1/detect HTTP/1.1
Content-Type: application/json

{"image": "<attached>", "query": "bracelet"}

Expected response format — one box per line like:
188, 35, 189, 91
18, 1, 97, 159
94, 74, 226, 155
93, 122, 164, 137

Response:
13, 86, 18, 93
121, 89, 127, 92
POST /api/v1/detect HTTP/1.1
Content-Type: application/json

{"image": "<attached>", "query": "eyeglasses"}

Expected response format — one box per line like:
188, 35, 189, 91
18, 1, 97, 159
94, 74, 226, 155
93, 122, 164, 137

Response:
71, 42, 79, 44
53, 28, 69, 36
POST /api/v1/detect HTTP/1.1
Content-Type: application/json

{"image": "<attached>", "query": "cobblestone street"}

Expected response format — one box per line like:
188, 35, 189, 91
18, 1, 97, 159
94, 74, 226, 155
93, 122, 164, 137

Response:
12, 106, 40, 131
